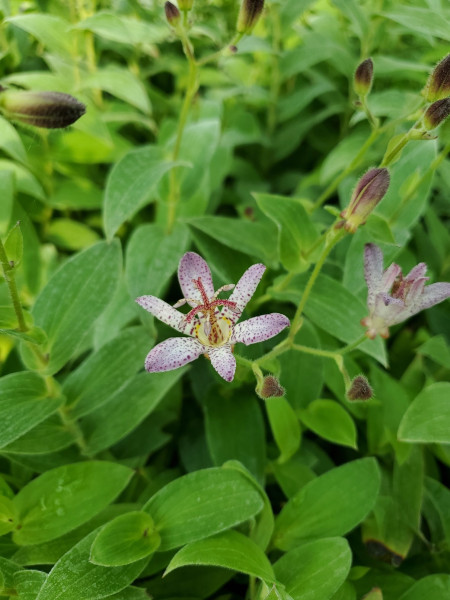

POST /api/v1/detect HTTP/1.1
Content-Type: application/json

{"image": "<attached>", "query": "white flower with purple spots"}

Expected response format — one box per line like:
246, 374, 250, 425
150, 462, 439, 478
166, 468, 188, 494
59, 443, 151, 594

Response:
362, 243, 450, 339
136, 252, 290, 382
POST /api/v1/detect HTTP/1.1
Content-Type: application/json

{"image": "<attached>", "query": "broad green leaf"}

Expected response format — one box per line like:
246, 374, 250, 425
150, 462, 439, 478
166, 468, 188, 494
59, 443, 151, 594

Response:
73, 12, 166, 45
418, 335, 450, 369
103, 146, 180, 240
46, 180, 103, 211
254, 193, 318, 272
0, 170, 14, 235
12, 200, 42, 294
299, 399, 357, 449
0, 372, 63, 449
143, 467, 264, 551
0, 117, 28, 164
6, 14, 75, 56
13, 462, 133, 545
398, 575, 450, 600
90, 512, 160, 567
0, 557, 21, 592
1, 416, 74, 456
382, 7, 450, 41
331, 0, 369, 39
4, 221, 23, 267
274, 537, 352, 600
398, 383, 450, 443
14, 569, 46, 600
266, 396, 301, 462
35, 530, 147, 600
272, 456, 317, 499
274, 458, 380, 550
46, 218, 100, 250
423, 477, 450, 544
81, 67, 151, 114
165, 530, 276, 583
0, 494, 17, 536
331, 582, 357, 600
26, 240, 121, 375
0, 159, 45, 201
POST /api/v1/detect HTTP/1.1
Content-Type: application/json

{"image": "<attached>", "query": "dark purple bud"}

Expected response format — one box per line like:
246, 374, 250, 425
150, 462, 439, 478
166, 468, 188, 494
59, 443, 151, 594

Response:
347, 375, 373, 402
340, 168, 390, 233
259, 375, 284, 399
423, 98, 450, 130
165, 1, 181, 26
354, 58, 374, 97
425, 53, 450, 102
237, 0, 265, 35
0, 89, 85, 128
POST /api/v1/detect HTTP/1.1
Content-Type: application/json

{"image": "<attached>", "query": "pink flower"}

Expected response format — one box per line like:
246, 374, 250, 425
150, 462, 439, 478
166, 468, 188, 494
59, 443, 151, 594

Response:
362, 243, 450, 339
136, 252, 290, 382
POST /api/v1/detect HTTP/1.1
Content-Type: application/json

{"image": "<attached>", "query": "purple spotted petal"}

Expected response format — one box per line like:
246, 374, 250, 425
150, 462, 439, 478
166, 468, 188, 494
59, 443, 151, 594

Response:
144, 337, 204, 373
222, 263, 266, 322
364, 243, 384, 303
233, 313, 290, 345
405, 262, 427, 281
136, 296, 184, 333
178, 252, 214, 306
208, 346, 236, 382
380, 263, 401, 294
417, 282, 450, 311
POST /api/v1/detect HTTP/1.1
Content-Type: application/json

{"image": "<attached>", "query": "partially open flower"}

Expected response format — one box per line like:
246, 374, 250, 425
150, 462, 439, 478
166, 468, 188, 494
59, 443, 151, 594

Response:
354, 58, 374, 98
362, 244, 450, 339
0, 89, 85, 128
424, 53, 450, 102
137, 252, 290, 382
423, 98, 450, 130
237, 0, 265, 35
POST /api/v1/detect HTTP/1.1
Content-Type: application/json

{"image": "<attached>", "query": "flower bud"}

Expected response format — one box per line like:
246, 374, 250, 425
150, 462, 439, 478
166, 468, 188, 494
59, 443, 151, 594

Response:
237, 0, 265, 35
354, 58, 374, 97
0, 89, 85, 129
178, 0, 193, 10
424, 53, 450, 102
347, 375, 373, 402
423, 98, 450, 130
362, 588, 383, 600
258, 375, 284, 399
338, 168, 390, 233
165, 1, 181, 26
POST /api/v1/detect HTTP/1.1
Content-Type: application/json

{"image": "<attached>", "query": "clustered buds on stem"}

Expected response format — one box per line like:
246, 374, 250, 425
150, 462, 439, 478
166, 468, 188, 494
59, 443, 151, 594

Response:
258, 375, 285, 399
165, 1, 181, 27
423, 98, 450, 130
347, 375, 373, 402
354, 58, 374, 98
237, 0, 265, 35
424, 53, 450, 102
337, 168, 390, 233
0, 89, 86, 129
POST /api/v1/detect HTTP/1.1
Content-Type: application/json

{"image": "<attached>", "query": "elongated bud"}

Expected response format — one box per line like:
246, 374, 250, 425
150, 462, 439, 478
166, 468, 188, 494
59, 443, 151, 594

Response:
258, 375, 284, 399
165, 1, 181, 26
362, 589, 383, 600
0, 89, 85, 128
178, 0, 193, 10
347, 375, 373, 402
338, 168, 390, 233
424, 54, 450, 102
423, 98, 450, 130
354, 58, 374, 97
237, 0, 265, 35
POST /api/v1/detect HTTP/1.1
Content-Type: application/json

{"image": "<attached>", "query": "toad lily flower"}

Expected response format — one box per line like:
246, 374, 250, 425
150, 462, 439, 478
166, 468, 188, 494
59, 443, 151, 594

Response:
362, 243, 450, 339
136, 252, 290, 382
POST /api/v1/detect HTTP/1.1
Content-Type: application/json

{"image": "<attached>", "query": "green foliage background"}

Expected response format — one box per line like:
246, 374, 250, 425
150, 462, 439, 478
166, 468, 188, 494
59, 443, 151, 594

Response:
0, 0, 449, 598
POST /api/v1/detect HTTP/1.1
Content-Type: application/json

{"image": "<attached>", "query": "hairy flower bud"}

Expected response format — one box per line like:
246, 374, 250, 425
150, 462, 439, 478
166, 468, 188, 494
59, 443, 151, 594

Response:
237, 0, 265, 35
338, 168, 390, 233
165, 1, 181, 26
0, 89, 85, 129
178, 0, 193, 10
424, 53, 450, 102
354, 58, 374, 97
423, 98, 450, 130
347, 375, 373, 402
259, 375, 284, 399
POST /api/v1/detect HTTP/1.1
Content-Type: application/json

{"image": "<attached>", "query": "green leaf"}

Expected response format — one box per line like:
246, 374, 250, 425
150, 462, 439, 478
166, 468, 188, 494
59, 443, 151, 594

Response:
254, 193, 318, 272
13, 461, 133, 545
73, 12, 166, 45
35, 530, 147, 600
14, 569, 46, 600
0, 494, 17, 536
398, 383, 450, 443
265, 396, 301, 462
423, 477, 450, 544
0, 159, 45, 201
274, 537, 352, 600
418, 335, 450, 369
299, 399, 357, 449
274, 458, 380, 550
0, 170, 14, 235
46, 218, 100, 251
0, 116, 29, 164
0, 372, 63, 449
6, 14, 75, 56
165, 530, 276, 584
103, 146, 180, 240
143, 467, 264, 551
382, 7, 450, 41
81, 67, 151, 114
398, 575, 450, 600
4, 221, 23, 267
26, 240, 122, 375
331, 0, 369, 39
90, 512, 160, 567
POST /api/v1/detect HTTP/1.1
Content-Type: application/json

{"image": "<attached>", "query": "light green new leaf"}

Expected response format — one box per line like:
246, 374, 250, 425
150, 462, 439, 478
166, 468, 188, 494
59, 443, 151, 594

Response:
0, 494, 17, 536
13, 462, 133, 545
0, 170, 14, 235
382, 7, 450, 41
26, 240, 121, 375
274, 537, 352, 600
81, 67, 151, 114
300, 399, 357, 449
73, 12, 166, 45
144, 467, 264, 551
274, 458, 380, 550
46, 218, 100, 251
0, 372, 63, 449
165, 530, 276, 584
265, 397, 301, 462
398, 383, 450, 444
0, 117, 28, 165
398, 575, 450, 600
90, 512, 160, 567
6, 14, 75, 56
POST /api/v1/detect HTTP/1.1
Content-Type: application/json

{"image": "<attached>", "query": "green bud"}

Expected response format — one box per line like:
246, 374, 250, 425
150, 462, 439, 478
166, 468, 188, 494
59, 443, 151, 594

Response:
354, 58, 374, 97
362, 588, 383, 600
0, 89, 85, 129
164, 1, 181, 26
178, 0, 193, 10
424, 53, 450, 102
339, 168, 390, 233
237, 0, 265, 35
346, 375, 373, 402
258, 375, 284, 399
423, 98, 450, 130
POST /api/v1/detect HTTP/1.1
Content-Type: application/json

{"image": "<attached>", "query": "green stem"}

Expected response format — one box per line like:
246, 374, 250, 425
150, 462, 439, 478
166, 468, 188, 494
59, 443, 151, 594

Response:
340, 333, 367, 355
0, 238, 27, 332
360, 96, 379, 129
292, 344, 337, 359
58, 405, 88, 453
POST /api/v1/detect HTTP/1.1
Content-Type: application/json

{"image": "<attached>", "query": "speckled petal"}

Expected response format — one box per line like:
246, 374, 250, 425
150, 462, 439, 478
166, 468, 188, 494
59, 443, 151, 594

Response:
233, 313, 290, 345
136, 295, 185, 332
380, 263, 401, 293
144, 337, 204, 373
208, 346, 236, 382
222, 263, 266, 322
178, 252, 215, 306
364, 244, 384, 305
417, 282, 450, 311
405, 262, 427, 281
